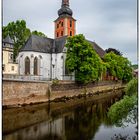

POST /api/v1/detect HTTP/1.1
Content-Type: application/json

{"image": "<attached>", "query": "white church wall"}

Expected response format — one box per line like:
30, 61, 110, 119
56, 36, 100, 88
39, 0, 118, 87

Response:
17, 51, 51, 79
56, 53, 64, 80
51, 53, 56, 79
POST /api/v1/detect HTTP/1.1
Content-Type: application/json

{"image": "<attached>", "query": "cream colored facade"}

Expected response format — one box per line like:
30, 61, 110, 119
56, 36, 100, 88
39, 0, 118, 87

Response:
2, 41, 18, 75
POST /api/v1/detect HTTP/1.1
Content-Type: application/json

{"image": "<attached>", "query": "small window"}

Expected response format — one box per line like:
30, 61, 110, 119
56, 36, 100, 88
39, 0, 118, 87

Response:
61, 22, 63, 27
57, 24, 59, 28
57, 32, 59, 37
2, 64, 5, 71
11, 66, 14, 71
9, 53, 13, 62
10, 54, 13, 60
61, 31, 63, 36
61, 56, 63, 59
70, 20, 72, 27
70, 31, 72, 36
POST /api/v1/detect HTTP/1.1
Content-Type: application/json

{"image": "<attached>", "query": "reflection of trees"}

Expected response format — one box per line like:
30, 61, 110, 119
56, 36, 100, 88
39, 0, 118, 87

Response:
108, 79, 138, 140
64, 99, 115, 140
108, 79, 138, 127
111, 134, 137, 140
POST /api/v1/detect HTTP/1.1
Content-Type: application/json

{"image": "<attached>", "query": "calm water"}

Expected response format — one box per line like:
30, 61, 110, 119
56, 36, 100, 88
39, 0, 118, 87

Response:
3, 91, 137, 140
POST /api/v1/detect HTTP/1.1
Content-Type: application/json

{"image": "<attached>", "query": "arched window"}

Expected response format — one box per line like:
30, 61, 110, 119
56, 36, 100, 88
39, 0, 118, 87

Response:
34, 57, 38, 75
25, 57, 30, 75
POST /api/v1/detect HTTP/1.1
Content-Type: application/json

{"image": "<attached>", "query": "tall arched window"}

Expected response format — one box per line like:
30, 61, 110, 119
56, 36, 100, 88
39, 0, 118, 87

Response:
25, 57, 30, 75
34, 57, 38, 75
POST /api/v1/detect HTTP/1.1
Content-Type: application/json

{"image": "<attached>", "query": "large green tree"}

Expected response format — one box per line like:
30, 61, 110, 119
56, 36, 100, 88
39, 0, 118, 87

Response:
104, 52, 133, 82
3, 20, 47, 61
32, 30, 47, 37
105, 48, 122, 56
3, 20, 31, 61
65, 34, 105, 84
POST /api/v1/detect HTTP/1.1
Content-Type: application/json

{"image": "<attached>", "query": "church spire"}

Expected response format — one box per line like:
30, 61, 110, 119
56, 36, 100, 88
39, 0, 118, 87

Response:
54, 0, 76, 38
58, 0, 72, 16
62, 0, 69, 7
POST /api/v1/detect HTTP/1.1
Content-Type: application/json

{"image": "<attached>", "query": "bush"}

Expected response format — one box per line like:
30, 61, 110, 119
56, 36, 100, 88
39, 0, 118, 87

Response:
52, 78, 59, 85
125, 78, 138, 96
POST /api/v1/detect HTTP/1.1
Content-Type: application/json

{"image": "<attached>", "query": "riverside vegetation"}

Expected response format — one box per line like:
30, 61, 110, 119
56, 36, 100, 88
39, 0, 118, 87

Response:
108, 78, 138, 140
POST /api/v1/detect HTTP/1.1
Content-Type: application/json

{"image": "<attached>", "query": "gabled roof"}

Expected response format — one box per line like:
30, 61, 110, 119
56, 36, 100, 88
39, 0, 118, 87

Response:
19, 35, 67, 53
87, 40, 106, 58
20, 35, 54, 53
19, 35, 105, 58
3, 35, 14, 45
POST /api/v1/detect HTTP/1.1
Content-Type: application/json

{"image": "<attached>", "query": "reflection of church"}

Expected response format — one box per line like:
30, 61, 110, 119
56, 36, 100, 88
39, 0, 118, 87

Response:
17, 0, 105, 80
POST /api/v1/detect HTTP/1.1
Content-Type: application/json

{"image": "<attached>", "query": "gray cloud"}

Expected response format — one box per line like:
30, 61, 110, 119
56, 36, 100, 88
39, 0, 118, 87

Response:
3, 0, 137, 64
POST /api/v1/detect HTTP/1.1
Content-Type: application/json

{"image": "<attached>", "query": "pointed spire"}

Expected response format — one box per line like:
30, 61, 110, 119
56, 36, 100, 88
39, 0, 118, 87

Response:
62, 0, 69, 7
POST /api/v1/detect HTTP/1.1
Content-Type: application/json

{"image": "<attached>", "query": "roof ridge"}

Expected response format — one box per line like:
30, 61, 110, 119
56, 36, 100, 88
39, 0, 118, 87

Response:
31, 34, 54, 41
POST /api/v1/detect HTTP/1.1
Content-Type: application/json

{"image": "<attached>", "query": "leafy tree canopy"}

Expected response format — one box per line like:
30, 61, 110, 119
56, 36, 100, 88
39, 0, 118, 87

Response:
3, 20, 47, 61
105, 48, 122, 56
104, 52, 133, 82
32, 30, 47, 37
65, 34, 105, 84
131, 64, 138, 70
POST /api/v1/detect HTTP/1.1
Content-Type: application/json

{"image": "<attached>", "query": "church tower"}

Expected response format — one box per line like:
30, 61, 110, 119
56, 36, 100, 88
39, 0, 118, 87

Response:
54, 0, 76, 38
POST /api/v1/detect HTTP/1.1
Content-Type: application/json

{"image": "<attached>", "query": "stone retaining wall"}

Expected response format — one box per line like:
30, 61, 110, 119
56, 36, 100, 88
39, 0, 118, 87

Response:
2, 80, 125, 107
3, 80, 50, 106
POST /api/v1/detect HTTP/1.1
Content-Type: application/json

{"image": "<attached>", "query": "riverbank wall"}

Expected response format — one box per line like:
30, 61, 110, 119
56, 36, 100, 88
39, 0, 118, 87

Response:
3, 79, 126, 107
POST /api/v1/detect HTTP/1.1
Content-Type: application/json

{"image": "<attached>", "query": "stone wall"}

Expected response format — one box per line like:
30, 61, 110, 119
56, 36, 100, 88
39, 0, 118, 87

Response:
51, 81, 125, 101
3, 80, 50, 106
3, 80, 125, 107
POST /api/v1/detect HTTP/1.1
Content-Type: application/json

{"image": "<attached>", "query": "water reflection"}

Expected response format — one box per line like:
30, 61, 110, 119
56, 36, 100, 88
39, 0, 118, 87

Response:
3, 91, 137, 140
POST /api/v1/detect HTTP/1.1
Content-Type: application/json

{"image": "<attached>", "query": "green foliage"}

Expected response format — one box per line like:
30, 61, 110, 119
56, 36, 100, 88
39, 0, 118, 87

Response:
108, 95, 137, 126
3, 20, 31, 61
131, 64, 138, 70
3, 20, 47, 61
32, 30, 47, 37
104, 52, 133, 82
52, 78, 59, 85
65, 34, 104, 84
125, 78, 138, 96
105, 48, 122, 56
108, 79, 138, 126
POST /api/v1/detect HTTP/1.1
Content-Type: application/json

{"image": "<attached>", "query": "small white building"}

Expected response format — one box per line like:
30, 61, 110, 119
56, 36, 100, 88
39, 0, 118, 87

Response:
2, 35, 18, 75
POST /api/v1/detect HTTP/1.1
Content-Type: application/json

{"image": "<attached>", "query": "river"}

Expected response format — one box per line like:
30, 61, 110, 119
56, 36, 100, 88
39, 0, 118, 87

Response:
3, 90, 137, 140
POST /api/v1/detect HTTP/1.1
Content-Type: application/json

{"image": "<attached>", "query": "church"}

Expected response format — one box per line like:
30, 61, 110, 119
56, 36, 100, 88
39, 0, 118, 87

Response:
17, 0, 105, 81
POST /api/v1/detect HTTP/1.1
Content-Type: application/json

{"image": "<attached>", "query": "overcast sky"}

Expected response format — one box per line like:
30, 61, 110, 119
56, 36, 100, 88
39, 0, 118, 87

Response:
3, 0, 138, 64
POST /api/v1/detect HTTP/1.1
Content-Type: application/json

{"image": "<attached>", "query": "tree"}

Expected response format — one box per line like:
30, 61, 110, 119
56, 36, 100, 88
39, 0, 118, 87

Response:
3, 20, 31, 61
105, 48, 122, 56
108, 78, 138, 127
32, 30, 47, 37
104, 52, 133, 82
3, 20, 47, 61
65, 34, 104, 84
